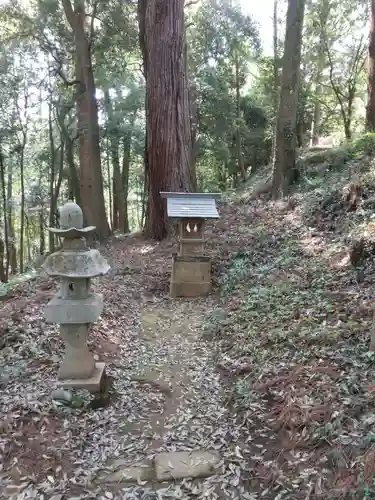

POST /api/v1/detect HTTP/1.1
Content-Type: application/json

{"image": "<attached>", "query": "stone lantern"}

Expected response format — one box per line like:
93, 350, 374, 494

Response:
160, 192, 220, 297
42, 202, 110, 392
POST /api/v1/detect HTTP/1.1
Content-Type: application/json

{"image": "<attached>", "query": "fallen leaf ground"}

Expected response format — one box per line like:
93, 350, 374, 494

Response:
2, 151, 375, 499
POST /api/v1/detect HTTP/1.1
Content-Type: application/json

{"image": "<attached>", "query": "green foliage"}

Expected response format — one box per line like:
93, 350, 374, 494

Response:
350, 133, 375, 156
188, 0, 268, 191
297, 134, 375, 184
219, 249, 253, 295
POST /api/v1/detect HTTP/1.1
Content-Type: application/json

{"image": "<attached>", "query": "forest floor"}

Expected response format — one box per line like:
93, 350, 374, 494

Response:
3, 144, 375, 499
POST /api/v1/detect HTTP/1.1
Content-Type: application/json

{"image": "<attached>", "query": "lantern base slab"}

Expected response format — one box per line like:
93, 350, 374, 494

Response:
56, 362, 106, 393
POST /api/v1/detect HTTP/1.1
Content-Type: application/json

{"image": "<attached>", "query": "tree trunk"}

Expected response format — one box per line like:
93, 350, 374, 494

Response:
121, 132, 131, 233
367, 0, 375, 131
48, 103, 56, 251
272, 0, 306, 199
49, 136, 65, 252
235, 50, 246, 183
0, 148, 9, 282
138, 0, 196, 240
19, 142, 26, 273
345, 89, 355, 140
59, 114, 81, 204
104, 89, 123, 232
62, 0, 110, 241
7, 161, 17, 275
0, 237, 5, 283
39, 209, 45, 255
106, 136, 113, 230
310, 0, 329, 145
271, 0, 279, 162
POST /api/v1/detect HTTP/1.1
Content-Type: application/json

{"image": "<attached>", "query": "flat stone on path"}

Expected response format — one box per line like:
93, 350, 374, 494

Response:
99, 459, 155, 483
155, 450, 220, 481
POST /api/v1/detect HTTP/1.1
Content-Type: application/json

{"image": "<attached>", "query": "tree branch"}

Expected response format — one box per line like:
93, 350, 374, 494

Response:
323, 36, 347, 123
61, 0, 77, 30
89, 0, 99, 43
185, 0, 200, 7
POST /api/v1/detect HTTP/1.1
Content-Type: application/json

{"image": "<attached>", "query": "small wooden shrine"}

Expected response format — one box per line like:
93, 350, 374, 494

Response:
160, 192, 220, 297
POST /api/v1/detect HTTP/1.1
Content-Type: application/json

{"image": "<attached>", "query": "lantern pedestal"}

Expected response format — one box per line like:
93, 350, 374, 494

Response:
56, 362, 106, 392
170, 255, 211, 298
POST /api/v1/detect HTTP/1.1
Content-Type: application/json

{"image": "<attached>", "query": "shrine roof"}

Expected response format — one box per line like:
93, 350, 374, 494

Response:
160, 192, 220, 219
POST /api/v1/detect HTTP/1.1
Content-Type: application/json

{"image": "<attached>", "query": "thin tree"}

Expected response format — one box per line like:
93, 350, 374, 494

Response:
367, 0, 375, 131
62, 0, 110, 241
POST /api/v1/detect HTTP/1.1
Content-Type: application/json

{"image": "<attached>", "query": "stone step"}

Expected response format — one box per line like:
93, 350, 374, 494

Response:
98, 450, 220, 484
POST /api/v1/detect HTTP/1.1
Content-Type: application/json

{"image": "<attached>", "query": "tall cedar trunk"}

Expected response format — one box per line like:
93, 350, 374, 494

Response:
0, 149, 9, 281
367, 0, 375, 131
104, 90, 123, 232
62, 0, 110, 241
271, 0, 279, 163
138, 0, 196, 240
6, 159, 17, 274
235, 50, 246, 183
272, 0, 305, 199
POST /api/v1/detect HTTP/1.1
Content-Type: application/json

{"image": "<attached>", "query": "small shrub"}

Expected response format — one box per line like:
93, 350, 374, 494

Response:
219, 250, 252, 294
350, 133, 375, 156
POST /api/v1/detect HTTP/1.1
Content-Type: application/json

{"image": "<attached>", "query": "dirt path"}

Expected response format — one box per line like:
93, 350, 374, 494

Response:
94, 288, 249, 498
0, 230, 250, 500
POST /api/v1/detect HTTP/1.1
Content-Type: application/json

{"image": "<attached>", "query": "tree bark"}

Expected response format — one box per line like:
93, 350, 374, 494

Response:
58, 111, 81, 205
104, 89, 123, 232
235, 50, 246, 183
105, 136, 113, 229
310, 0, 329, 146
271, 0, 279, 163
368, 0, 375, 131
121, 131, 131, 233
19, 139, 26, 273
7, 160, 17, 275
39, 209, 45, 255
0, 148, 9, 282
138, 0, 196, 240
62, 0, 110, 241
272, 0, 306, 199
0, 237, 5, 283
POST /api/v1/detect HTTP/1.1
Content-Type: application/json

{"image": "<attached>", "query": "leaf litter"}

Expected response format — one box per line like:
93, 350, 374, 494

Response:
2, 163, 375, 498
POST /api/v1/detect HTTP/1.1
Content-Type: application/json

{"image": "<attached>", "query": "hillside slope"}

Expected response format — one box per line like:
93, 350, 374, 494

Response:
210, 135, 375, 498
1, 138, 375, 499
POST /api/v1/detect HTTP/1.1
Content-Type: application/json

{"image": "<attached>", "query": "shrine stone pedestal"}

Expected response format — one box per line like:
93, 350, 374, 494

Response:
43, 202, 110, 392
170, 255, 211, 298
161, 192, 220, 298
